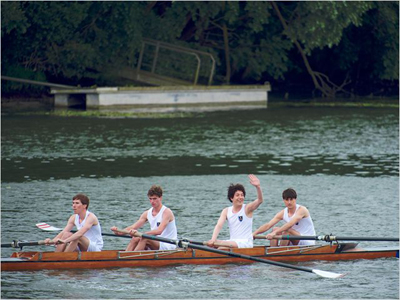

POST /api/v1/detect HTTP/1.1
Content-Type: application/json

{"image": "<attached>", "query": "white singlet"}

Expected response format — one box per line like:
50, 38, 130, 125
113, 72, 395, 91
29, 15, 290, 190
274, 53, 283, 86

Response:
227, 204, 253, 248
283, 204, 316, 245
147, 205, 178, 250
74, 211, 103, 251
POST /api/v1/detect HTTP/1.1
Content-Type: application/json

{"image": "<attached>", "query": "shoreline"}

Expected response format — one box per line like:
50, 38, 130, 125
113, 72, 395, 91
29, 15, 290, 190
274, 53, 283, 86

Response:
2, 94, 398, 117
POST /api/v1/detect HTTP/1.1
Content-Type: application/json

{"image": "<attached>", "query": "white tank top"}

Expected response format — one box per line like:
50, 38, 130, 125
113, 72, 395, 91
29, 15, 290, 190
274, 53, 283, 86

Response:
283, 204, 316, 236
74, 211, 103, 250
227, 204, 253, 240
147, 205, 177, 240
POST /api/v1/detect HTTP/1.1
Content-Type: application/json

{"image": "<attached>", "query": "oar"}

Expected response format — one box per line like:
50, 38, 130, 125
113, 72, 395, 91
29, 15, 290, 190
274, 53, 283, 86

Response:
114, 228, 344, 279
36, 223, 131, 239
1, 240, 56, 249
254, 234, 399, 242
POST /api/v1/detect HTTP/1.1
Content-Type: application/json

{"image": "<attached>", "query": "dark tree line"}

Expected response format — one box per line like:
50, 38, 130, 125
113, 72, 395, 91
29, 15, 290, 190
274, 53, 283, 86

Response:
2, 1, 398, 98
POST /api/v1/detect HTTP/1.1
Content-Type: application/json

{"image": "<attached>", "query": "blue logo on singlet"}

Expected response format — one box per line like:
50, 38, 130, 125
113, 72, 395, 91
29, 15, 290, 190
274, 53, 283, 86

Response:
157, 222, 160, 227
238, 216, 243, 222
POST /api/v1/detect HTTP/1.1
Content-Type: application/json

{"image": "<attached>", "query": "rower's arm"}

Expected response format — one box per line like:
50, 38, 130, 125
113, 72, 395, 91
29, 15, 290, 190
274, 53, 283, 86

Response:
273, 207, 306, 235
54, 215, 75, 240
125, 211, 148, 231
63, 213, 97, 243
111, 211, 148, 235
44, 216, 75, 245
145, 208, 174, 236
253, 211, 283, 236
209, 208, 228, 242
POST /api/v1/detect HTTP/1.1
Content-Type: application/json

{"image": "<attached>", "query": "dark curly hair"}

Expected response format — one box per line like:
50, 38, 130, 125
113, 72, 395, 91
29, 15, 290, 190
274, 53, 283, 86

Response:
227, 184, 246, 202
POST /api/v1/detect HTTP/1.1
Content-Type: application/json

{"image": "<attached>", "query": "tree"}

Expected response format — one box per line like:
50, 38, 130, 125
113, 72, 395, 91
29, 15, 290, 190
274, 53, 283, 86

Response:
2, 1, 398, 97
1, 2, 174, 83
163, 1, 291, 84
270, 1, 373, 97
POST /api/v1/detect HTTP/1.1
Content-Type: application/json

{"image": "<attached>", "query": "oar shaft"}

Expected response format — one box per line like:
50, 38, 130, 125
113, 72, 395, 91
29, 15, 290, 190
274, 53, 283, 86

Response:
255, 235, 399, 242
102, 232, 132, 239
327, 236, 399, 242
254, 235, 320, 240
38, 225, 132, 239
115, 229, 180, 246
186, 241, 315, 274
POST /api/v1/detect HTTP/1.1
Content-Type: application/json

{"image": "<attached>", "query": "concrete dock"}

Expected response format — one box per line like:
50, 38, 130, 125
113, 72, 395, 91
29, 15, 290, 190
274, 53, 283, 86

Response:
51, 84, 271, 111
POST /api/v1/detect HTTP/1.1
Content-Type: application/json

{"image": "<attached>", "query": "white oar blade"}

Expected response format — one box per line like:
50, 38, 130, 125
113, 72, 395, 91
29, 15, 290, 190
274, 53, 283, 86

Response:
312, 269, 345, 279
36, 223, 62, 231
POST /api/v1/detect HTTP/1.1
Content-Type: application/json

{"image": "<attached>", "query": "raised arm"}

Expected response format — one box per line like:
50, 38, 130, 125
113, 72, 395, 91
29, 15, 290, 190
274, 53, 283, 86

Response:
245, 174, 264, 215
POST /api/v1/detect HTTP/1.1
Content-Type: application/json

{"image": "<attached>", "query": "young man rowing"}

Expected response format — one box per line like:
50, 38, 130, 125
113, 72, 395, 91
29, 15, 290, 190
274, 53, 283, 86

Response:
253, 188, 316, 246
206, 174, 264, 250
44, 194, 103, 252
111, 185, 178, 251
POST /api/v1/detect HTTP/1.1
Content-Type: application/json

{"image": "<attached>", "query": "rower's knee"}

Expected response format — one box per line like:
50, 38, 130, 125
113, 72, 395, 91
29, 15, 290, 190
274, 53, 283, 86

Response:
272, 227, 281, 233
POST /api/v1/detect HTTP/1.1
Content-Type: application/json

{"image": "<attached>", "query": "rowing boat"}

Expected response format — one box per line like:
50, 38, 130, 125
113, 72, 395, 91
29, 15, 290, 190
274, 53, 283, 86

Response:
2, 242, 398, 271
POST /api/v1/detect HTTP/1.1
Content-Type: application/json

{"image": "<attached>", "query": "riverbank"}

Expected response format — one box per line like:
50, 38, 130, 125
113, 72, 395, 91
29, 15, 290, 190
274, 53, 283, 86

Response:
1, 93, 398, 117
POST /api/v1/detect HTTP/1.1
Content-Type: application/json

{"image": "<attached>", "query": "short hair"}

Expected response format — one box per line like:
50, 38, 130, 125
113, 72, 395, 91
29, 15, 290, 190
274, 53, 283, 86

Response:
227, 184, 246, 202
148, 185, 163, 197
73, 194, 90, 209
282, 188, 297, 200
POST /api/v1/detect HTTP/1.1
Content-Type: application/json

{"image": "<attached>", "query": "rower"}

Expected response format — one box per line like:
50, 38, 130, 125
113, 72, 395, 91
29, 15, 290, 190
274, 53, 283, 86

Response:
253, 188, 316, 246
206, 174, 264, 250
111, 185, 178, 251
44, 194, 103, 252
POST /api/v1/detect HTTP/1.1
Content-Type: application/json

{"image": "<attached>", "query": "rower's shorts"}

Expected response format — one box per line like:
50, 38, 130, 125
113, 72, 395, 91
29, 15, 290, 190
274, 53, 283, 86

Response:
230, 238, 253, 248
87, 241, 103, 252
295, 240, 316, 246
159, 242, 177, 251
78, 240, 102, 252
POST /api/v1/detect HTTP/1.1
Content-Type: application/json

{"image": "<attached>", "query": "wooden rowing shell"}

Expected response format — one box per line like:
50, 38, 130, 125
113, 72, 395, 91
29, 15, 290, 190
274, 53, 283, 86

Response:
2, 243, 398, 271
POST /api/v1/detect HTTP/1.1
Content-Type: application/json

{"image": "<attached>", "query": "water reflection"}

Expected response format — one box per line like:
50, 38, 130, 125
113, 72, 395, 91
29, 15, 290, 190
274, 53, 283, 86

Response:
1, 107, 398, 182
1, 153, 398, 182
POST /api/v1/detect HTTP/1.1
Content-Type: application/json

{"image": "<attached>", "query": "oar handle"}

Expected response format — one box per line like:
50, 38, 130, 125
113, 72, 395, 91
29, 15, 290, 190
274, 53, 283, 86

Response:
254, 235, 293, 240
113, 228, 142, 238
1, 240, 56, 249
181, 239, 231, 248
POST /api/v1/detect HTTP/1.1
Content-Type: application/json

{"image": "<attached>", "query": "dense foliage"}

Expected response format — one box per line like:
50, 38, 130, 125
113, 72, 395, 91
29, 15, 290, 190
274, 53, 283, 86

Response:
2, 1, 398, 97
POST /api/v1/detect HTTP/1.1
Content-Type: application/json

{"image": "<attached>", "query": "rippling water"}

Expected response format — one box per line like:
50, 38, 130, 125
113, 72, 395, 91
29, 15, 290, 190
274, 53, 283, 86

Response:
1, 106, 399, 299
2, 107, 398, 182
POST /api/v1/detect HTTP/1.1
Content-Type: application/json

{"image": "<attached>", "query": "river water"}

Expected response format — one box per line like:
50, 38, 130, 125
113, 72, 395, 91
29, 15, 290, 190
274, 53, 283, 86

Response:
1, 106, 399, 299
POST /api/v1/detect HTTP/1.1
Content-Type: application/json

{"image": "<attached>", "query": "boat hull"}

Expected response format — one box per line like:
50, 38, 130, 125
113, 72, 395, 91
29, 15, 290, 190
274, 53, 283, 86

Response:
2, 244, 398, 271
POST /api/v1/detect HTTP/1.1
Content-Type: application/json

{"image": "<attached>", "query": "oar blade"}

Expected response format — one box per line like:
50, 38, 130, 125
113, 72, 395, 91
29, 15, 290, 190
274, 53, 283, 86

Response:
36, 223, 62, 231
312, 269, 345, 279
